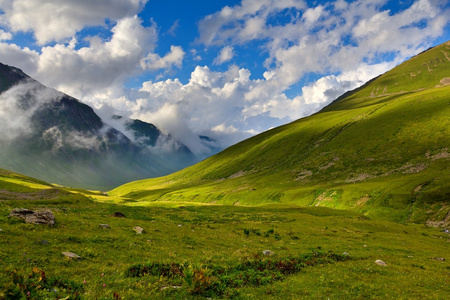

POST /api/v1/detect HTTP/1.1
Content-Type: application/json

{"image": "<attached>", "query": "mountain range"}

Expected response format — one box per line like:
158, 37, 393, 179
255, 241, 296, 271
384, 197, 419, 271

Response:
111, 41, 450, 225
0, 62, 206, 190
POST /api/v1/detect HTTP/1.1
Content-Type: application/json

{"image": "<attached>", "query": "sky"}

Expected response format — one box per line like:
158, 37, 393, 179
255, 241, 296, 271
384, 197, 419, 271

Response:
0, 0, 449, 155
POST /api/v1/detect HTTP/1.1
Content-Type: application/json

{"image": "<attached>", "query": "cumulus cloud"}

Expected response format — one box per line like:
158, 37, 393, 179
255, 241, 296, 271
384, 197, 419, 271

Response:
0, 0, 448, 156
198, 0, 449, 98
0, 15, 186, 102
213, 46, 234, 65
0, 0, 148, 44
141, 45, 185, 71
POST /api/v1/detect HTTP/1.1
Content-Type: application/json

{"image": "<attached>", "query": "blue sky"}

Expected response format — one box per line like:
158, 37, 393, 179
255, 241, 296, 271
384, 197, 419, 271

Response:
0, 0, 449, 154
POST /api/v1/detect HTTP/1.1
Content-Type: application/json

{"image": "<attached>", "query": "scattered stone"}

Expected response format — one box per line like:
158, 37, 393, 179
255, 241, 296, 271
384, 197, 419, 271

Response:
375, 260, 387, 266
187, 245, 194, 249
177, 224, 182, 227
9, 208, 55, 225
262, 250, 275, 256
407, 255, 414, 258
343, 252, 350, 256
62, 252, 81, 259
112, 211, 126, 218
161, 285, 182, 291
146, 239, 152, 243
363, 244, 368, 247
431, 257, 445, 261
99, 224, 110, 229
134, 226, 144, 234
441, 229, 449, 234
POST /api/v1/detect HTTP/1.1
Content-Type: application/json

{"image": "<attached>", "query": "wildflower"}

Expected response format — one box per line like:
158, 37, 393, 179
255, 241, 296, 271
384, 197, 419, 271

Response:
27, 292, 30, 295
83, 280, 87, 284
103, 284, 106, 287
101, 273, 104, 276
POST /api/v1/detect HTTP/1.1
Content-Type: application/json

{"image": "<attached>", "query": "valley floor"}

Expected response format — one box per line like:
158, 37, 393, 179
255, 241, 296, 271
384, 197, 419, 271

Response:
1, 193, 449, 299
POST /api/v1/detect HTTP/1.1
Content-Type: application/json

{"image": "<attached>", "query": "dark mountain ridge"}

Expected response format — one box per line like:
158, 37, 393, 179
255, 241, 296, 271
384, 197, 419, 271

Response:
0, 62, 198, 190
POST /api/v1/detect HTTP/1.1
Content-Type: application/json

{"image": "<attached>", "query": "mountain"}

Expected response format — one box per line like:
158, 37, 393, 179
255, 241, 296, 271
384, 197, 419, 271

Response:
0, 62, 198, 190
111, 41, 450, 226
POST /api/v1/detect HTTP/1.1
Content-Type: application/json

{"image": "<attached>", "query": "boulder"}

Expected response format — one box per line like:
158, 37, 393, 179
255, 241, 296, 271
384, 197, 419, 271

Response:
134, 226, 144, 234
9, 208, 55, 225
62, 252, 81, 259
375, 260, 387, 266
262, 250, 275, 256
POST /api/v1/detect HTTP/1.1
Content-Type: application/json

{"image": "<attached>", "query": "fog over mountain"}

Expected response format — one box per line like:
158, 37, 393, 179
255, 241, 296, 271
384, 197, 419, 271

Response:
0, 62, 207, 190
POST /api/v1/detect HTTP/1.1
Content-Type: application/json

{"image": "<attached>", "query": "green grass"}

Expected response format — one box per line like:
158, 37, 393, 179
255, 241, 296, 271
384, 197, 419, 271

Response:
1, 195, 449, 299
110, 42, 450, 225
1, 41, 450, 299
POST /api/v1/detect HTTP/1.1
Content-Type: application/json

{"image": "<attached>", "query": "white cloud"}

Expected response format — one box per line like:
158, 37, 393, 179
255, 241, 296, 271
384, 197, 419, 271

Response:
213, 46, 235, 65
141, 45, 185, 71
0, 29, 12, 41
0, 15, 185, 103
0, 0, 148, 44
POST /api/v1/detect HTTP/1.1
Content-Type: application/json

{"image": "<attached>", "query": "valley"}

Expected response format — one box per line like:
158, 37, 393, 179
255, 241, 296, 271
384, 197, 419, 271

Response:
0, 41, 449, 299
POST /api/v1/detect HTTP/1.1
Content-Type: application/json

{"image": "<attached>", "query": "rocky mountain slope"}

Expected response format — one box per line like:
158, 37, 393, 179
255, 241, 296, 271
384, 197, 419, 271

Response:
0, 63, 197, 190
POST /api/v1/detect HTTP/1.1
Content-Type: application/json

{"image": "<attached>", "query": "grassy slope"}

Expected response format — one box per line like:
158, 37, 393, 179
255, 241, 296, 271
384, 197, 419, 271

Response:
110, 42, 450, 224
1, 177, 449, 299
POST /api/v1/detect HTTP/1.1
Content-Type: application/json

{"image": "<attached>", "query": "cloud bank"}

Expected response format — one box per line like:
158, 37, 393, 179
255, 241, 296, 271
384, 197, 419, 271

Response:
0, 0, 448, 154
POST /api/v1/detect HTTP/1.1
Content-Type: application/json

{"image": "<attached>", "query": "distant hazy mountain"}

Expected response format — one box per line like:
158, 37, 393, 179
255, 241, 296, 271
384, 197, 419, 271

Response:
0, 62, 198, 190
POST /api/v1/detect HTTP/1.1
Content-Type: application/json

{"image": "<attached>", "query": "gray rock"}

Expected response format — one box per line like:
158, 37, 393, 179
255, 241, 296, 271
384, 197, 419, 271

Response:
9, 208, 55, 225
375, 259, 387, 266
431, 257, 445, 261
343, 252, 350, 256
262, 250, 275, 256
134, 226, 144, 234
99, 224, 110, 229
62, 252, 81, 259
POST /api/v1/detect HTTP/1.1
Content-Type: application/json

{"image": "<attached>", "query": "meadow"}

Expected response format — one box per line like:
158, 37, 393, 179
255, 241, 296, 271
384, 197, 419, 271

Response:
0, 170, 449, 299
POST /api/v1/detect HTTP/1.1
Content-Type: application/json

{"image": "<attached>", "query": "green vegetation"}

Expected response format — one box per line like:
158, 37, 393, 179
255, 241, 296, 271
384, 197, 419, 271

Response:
1, 181, 449, 298
110, 41, 450, 225
1, 42, 450, 299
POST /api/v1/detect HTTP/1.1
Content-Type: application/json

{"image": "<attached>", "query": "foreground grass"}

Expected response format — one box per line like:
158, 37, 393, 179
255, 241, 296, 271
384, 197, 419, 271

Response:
1, 192, 449, 299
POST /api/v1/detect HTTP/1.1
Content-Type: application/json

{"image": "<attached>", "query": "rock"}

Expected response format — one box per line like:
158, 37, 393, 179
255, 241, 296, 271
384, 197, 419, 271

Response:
375, 260, 387, 266
112, 211, 126, 218
99, 224, 110, 229
431, 257, 445, 261
262, 250, 275, 256
177, 224, 182, 227
134, 226, 144, 234
9, 208, 55, 225
62, 252, 81, 259
343, 252, 350, 256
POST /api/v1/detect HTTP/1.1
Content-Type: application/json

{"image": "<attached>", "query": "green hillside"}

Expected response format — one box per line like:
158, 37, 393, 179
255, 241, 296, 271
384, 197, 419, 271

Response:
111, 41, 450, 225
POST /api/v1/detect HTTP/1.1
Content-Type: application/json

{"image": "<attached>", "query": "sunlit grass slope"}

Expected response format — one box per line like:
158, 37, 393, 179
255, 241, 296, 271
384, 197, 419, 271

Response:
111, 41, 450, 224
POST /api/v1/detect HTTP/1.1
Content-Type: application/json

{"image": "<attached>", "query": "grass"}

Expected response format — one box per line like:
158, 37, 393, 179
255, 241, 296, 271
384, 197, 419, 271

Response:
110, 42, 450, 225
1, 41, 450, 299
1, 193, 449, 299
